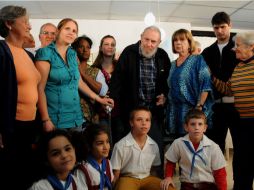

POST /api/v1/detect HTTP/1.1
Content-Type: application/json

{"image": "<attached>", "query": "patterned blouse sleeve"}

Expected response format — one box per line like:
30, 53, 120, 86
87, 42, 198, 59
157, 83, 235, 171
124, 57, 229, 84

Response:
196, 55, 213, 92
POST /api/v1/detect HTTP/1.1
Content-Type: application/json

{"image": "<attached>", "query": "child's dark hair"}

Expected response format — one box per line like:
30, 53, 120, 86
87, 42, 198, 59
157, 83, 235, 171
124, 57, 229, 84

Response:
129, 106, 152, 121
184, 109, 207, 124
211, 12, 230, 25
36, 129, 74, 177
73, 123, 109, 162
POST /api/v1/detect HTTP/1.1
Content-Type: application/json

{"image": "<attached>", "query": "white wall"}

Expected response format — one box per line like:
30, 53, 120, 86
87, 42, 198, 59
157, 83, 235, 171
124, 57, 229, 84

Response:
4, 18, 253, 61
192, 26, 254, 52
193, 36, 216, 53
30, 19, 191, 61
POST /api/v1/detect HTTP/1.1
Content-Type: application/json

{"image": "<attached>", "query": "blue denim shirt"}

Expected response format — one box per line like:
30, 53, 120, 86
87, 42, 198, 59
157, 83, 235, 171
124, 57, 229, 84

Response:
35, 42, 84, 129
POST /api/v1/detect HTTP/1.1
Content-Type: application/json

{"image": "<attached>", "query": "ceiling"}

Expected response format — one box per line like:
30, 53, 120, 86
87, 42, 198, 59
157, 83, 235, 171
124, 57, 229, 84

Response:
1, 0, 254, 30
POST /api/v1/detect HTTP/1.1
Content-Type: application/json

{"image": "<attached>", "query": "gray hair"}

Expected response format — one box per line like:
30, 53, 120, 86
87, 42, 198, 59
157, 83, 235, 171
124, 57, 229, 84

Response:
194, 40, 201, 48
235, 32, 254, 46
142, 25, 161, 40
0, 5, 27, 38
39, 22, 56, 34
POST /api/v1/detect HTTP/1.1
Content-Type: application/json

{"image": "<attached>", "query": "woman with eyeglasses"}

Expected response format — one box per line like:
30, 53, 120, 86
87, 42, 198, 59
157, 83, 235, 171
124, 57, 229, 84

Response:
213, 32, 254, 190
0, 5, 41, 189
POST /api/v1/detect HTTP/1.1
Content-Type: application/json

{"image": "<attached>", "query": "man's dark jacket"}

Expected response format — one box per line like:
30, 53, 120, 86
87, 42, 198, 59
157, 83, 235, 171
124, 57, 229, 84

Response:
202, 37, 238, 99
109, 41, 170, 121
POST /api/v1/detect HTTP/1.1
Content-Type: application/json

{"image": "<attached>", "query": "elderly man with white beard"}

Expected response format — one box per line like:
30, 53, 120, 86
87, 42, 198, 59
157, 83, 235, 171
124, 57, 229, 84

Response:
109, 26, 171, 177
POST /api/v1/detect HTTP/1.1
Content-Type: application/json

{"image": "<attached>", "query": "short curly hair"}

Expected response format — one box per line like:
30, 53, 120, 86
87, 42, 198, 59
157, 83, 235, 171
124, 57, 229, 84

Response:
71, 35, 93, 51
0, 5, 27, 38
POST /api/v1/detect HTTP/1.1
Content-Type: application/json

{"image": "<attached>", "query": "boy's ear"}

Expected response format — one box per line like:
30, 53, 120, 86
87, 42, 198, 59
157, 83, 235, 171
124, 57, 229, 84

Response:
204, 124, 208, 132
229, 22, 232, 28
184, 123, 188, 132
129, 120, 133, 128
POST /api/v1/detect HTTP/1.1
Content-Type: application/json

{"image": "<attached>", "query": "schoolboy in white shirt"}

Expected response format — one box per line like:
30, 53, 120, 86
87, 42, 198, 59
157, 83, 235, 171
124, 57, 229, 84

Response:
161, 109, 227, 190
111, 106, 175, 190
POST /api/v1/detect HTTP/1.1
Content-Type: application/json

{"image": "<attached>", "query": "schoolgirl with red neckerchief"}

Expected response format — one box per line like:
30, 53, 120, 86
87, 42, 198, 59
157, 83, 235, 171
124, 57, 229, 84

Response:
29, 129, 85, 190
74, 123, 114, 190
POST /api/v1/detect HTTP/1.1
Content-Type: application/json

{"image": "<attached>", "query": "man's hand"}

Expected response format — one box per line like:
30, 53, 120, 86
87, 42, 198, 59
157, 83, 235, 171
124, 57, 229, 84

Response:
0, 133, 4, 149
156, 94, 166, 106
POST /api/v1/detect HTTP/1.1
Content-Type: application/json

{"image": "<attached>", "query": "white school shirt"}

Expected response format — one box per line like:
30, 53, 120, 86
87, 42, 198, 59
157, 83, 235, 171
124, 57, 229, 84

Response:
165, 134, 226, 183
96, 70, 108, 96
75, 160, 114, 190
29, 174, 86, 190
111, 132, 161, 179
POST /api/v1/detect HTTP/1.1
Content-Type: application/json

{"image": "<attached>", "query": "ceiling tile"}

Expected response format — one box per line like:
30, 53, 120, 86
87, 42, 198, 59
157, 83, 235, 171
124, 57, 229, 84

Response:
231, 9, 254, 22
0, 0, 254, 30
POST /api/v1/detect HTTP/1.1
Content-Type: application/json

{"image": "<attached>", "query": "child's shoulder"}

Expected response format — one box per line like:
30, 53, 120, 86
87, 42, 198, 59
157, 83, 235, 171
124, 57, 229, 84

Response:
146, 135, 160, 147
29, 179, 53, 190
172, 136, 187, 144
202, 135, 220, 148
114, 133, 132, 147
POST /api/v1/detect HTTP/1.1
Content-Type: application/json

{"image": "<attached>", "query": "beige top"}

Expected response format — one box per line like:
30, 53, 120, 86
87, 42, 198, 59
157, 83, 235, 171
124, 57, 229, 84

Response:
8, 43, 41, 120
111, 132, 161, 179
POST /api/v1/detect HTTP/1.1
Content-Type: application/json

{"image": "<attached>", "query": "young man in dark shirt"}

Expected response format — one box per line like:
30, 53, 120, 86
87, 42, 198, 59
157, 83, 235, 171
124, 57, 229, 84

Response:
202, 12, 240, 190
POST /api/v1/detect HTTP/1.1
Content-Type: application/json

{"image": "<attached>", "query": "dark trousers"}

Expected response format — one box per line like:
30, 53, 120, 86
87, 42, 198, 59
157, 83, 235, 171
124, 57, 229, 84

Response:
233, 118, 254, 190
206, 103, 239, 182
181, 182, 217, 190
207, 103, 239, 152
111, 116, 125, 146
0, 120, 39, 190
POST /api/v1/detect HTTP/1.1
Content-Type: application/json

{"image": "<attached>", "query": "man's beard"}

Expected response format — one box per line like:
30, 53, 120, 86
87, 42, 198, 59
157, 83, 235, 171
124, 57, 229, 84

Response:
140, 46, 158, 58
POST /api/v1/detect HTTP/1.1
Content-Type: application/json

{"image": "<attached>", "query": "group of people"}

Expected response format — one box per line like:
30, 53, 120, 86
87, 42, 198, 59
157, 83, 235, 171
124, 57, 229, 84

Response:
0, 4, 253, 190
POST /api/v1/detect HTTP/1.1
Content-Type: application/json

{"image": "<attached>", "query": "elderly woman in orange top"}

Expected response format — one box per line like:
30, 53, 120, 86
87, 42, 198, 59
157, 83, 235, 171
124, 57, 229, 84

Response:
0, 5, 41, 189
213, 32, 254, 190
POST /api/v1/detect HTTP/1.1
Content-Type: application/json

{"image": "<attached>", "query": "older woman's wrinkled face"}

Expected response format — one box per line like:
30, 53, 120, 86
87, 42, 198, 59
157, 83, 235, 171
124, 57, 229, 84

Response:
173, 35, 190, 55
234, 37, 254, 61
9, 15, 31, 40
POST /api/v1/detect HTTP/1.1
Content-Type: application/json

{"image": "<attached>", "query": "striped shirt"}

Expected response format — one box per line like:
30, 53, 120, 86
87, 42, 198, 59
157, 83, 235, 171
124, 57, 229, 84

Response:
231, 59, 254, 118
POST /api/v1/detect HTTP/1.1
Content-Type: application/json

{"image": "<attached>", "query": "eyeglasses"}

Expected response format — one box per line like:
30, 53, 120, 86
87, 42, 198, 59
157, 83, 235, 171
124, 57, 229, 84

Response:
41, 31, 56, 36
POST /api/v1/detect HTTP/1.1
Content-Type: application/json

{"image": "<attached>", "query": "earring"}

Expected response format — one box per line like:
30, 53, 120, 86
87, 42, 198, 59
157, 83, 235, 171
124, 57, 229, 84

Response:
9, 27, 12, 30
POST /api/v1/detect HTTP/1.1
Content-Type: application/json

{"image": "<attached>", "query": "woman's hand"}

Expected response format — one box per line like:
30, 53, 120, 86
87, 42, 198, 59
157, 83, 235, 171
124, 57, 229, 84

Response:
97, 96, 114, 108
42, 120, 55, 132
195, 104, 203, 110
